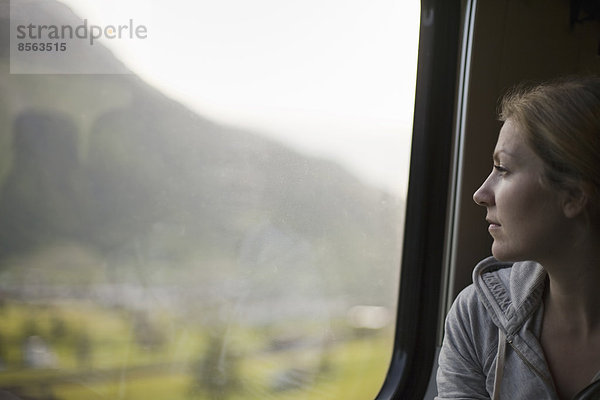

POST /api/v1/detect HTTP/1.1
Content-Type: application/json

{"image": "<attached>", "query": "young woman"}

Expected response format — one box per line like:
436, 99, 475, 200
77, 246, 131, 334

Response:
436, 76, 600, 400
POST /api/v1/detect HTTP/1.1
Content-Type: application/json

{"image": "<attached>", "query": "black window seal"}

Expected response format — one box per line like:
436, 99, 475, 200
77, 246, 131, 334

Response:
375, 0, 461, 399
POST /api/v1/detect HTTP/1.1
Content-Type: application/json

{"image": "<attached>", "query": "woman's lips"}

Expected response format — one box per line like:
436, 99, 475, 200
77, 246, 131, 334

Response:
486, 219, 500, 231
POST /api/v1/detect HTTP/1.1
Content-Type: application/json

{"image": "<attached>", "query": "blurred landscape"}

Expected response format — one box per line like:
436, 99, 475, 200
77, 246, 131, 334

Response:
0, 0, 405, 398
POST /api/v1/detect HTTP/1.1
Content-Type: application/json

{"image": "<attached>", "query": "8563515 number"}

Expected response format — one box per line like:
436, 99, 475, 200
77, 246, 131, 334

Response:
17, 42, 67, 52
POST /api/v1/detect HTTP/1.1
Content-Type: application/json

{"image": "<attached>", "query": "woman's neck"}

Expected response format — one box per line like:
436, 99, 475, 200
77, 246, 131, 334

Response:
541, 232, 600, 333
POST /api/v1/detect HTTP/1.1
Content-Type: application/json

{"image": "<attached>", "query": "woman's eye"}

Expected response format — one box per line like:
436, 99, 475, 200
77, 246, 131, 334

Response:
493, 164, 508, 174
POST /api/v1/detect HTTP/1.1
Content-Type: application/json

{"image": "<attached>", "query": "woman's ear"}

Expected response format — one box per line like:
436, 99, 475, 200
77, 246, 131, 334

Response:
562, 184, 588, 219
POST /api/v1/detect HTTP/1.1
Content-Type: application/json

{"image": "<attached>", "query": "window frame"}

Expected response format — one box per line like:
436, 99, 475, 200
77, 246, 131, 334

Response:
375, 0, 461, 398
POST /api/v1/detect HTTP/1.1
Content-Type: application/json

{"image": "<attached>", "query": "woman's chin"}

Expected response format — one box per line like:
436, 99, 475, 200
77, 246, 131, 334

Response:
491, 244, 527, 263
491, 244, 515, 262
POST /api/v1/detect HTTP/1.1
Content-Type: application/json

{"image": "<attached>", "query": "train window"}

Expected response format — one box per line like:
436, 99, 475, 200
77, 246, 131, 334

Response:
1, 0, 422, 399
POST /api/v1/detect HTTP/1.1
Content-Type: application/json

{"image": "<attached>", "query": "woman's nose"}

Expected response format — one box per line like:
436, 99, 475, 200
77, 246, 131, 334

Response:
473, 175, 494, 206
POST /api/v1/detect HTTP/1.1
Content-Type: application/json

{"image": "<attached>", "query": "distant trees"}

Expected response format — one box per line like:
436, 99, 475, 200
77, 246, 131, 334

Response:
189, 332, 243, 399
130, 311, 166, 351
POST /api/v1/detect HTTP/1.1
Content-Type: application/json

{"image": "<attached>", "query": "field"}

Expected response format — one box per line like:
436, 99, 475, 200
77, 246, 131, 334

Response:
0, 301, 394, 399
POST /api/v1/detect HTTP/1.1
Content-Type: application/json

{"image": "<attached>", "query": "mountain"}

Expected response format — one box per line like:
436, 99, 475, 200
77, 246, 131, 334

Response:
0, 0, 404, 308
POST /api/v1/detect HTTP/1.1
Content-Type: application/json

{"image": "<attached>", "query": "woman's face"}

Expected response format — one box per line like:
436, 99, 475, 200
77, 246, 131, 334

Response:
473, 119, 571, 262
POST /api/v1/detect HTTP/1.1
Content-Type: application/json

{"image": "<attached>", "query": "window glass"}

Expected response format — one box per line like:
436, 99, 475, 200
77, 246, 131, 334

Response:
1, 0, 419, 398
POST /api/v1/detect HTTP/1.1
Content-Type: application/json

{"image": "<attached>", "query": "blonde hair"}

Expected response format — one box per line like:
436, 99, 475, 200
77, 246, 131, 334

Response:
499, 76, 600, 224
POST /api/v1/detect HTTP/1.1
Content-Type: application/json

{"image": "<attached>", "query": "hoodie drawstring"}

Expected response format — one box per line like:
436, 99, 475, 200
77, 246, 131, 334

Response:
492, 329, 507, 400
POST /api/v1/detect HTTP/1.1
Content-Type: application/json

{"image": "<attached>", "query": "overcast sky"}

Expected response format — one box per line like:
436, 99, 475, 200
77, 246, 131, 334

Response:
58, 0, 420, 195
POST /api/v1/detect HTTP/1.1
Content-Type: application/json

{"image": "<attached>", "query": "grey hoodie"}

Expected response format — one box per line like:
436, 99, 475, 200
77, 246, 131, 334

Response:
436, 256, 557, 399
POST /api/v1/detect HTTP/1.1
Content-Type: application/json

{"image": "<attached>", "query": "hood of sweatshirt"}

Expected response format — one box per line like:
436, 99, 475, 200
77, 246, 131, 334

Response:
472, 256, 547, 337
